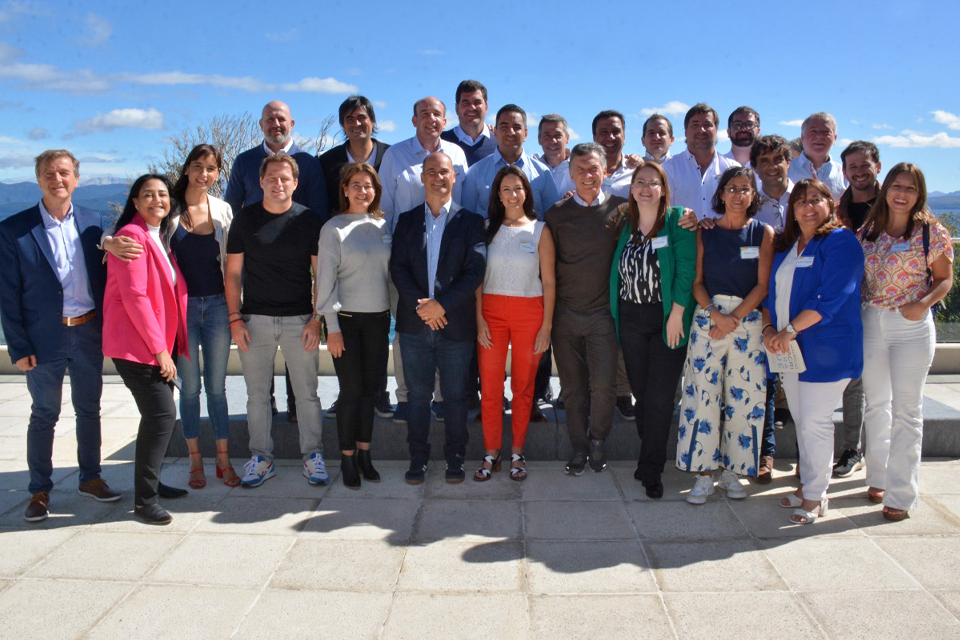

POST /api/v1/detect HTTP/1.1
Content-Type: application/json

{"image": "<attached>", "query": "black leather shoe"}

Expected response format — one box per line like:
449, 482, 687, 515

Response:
134, 504, 172, 525
565, 452, 587, 476
158, 482, 188, 499
340, 454, 361, 489
405, 460, 427, 485
643, 480, 664, 499
357, 449, 381, 482
445, 456, 465, 484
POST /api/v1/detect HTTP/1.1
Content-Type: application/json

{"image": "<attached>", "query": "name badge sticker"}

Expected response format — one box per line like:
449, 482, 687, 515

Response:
891, 242, 911, 252
381, 234, 392, 245
519, 240, 536, 253
652, 236, 669, 250
797, 256, 814, 268
740, 246, 760, 259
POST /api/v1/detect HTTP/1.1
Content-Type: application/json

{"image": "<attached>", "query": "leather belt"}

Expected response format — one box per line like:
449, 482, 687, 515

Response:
62, 310, 97, 326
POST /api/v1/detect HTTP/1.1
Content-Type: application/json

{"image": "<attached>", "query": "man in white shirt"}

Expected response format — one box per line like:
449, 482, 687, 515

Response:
663, 103, 741, 221
787, 112, 847, 200
723, 106, 761, 167
750, 135, 793, 233
440, 80, 497, 167
641, 114, 675, 163
535, 114, 572, 191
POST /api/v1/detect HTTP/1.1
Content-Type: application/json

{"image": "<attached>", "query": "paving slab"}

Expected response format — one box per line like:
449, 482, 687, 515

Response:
235, 589, 393, 639
874, 537, 960, 590
0, 527, 78, 577
523, 500, 636, 540
269, 539, 406, 592
626, 499, 749, 540
146, 532, 292, 586
323, 461, 426, 500
664, 592, 825, 639
524, 540, 657, 594
801, 590, 960, 640
933, 590, 960, 619
728, 496, 865, 539
383, 593, 528, 640
520, 463, 622, 501
830, 495, 960, 536
529, 594, 674, 639
27, 529, 181, 581
396, 540, 522, 593
414, 498, 521, 541
301, 497, 419, 542
0, 578, 133, 640
645, 538, 787, 592
423, 467, 523, 500
193, 495, 318, 535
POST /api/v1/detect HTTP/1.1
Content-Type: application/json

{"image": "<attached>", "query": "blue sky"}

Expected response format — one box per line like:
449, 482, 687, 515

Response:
2, 0, 960, 192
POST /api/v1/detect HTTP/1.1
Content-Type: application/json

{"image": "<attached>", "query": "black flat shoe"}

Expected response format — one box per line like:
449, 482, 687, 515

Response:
158, 482, 188, 499
643, 479, 664, 499
134, 504, 172, 525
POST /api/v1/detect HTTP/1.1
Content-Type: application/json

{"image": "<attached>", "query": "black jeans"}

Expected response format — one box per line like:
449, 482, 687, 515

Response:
332, 310, 390, 450
619, 300, 687, 484
113, 358, 177, 507
552, 305, 618, 454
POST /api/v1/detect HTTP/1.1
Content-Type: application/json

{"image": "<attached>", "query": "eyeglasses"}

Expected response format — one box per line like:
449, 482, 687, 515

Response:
631, 179, 662, 190
730, 122, 758, 132
724, 186, 753, 196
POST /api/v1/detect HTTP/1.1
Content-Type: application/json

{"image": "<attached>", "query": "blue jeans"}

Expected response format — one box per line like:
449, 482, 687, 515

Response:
25, 319, 103, 494
399, 330, 473, 463
177, 294, 231, 440
761, 373, 777, 458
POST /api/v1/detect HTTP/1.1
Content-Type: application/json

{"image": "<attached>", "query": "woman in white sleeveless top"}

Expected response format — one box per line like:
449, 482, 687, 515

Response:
475, 166, 556, 481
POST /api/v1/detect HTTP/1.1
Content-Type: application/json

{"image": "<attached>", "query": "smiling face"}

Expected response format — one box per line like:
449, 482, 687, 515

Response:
498, 173, 527, 214
794, 185, 832, 236
642, 118, 674, 158
570, 150, 605, 202
343, 170, 376, 213
720, 175, 755, 216
594, 116, 625, 160
728, 112, 760, 149
801, 118, 836, 161
421, 153, 455, 201
630, 165, 664, 212
412, 98, 447, 143
259, 162, 298, 209
754, 149, 789, 194
496, 111, 527, 157
260, 101, 294, 146
885, 172, 919, 217
685, 112, 718, 155
455, 90, 487, 129
37, 156, 79, 206
134, 179, 171, 227
186, 153, 220, 193
343, 107, 373, 144
843, 151, 880, 194
538, 120, 568, 159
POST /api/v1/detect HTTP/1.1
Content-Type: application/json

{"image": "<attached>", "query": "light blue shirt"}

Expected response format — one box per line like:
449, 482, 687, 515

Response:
461, 149, 561, 219
38, 200, 95, 316
424, 199, 454, 299
378, 135, 469, 231
788, 152, 847, 201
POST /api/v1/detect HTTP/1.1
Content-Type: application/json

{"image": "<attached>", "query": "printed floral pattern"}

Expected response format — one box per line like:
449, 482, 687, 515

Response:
860, 222, 953, 308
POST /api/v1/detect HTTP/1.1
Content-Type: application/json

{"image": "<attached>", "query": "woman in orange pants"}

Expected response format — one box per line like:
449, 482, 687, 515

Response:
475, 166, 556, 481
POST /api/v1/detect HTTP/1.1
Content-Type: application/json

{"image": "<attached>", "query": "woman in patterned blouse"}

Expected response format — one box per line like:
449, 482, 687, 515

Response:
858, 163, 954, 521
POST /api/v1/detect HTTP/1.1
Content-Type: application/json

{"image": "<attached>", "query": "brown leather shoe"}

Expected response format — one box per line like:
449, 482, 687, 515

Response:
24, 492, 49, 522
78, 478, 121, 502
755, 456, 774, 484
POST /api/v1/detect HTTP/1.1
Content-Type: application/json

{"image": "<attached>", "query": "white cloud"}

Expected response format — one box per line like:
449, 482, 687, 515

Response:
851, 119, 861, 126
873, 130, 960, 149
0, 1, 49, 25
779, 119, 804, 127
0, 135, 27, 145
373, 100, 387, 109
837, 137, 854, 148
567, 126, 581, 141
26, 127, 48, 140
640, 101, 689, 117
282, 77, 359, 94
418, 48, 445, 56
0, 153, 35, 168
717, 130, 729, 143
872, 123, 893, 130
74, 108, 164, 135
378, 120, 397, 132
78, 13, 111, 47
932, 110, 960, 130
78, 153, 123, 164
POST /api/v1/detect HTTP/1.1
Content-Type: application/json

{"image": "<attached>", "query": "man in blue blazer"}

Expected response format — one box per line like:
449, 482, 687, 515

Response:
0, 150, 119, 522
390, 152, 486, 485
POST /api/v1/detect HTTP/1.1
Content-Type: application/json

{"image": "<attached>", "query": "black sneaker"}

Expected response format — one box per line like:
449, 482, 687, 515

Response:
325, 400, 337, 418
392, 402, 408, 423
405, 460, 427, 484
445, 456, 465, 484
565, 452, 587, 476
616, 396, 635, 419
374, 393, 394, 418
833, 448, 865, 478
588, 439, 607, 472
529, 404, 548, 423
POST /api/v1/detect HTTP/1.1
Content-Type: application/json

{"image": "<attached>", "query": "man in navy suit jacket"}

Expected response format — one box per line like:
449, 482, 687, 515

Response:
0, 150, 119, 522
389, 152, 486, 485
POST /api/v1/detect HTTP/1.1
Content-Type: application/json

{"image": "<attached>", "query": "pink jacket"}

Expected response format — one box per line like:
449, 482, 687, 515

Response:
102, 216, 189, 365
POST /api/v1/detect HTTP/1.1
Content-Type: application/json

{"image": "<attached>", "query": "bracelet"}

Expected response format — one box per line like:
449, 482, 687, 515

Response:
761, 323, 774, 335
229, 311, 242, 318
229, 318, 244, 326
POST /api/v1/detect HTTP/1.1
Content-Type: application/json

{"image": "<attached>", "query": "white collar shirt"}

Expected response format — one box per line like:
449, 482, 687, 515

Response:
572, 191, 607, 207
662, 149, 741, 220
755, 179, 794, 233
788, 152, 847, 201
722, 148, 751, 168
452, 125, 491, 146
643, 151, 672, 163
262, 138, 294, 156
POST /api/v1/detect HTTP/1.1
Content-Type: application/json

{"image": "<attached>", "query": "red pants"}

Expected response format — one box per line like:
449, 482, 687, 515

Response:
478, 294, 544, 450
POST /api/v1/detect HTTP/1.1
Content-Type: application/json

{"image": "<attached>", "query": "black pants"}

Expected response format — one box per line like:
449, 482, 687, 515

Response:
534, 344, 553, 401
114, 358, 177, 507
552, 305, 618, 454
619, 301, 687, 484
332, 311, 390, 450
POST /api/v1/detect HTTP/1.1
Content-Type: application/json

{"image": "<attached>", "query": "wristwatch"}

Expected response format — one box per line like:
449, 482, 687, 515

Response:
785, 323, 798, 335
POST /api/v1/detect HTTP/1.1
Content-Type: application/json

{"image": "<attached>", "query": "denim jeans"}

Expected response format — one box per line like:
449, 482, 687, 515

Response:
399, 330, 473, 463
761, 373, 778, 458
239, 314, 323, 461
178, 294, 231, 440
25, 319, 104, 494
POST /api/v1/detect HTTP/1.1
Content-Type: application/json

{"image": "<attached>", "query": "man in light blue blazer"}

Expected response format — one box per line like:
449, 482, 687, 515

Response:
0, 149, 119, 522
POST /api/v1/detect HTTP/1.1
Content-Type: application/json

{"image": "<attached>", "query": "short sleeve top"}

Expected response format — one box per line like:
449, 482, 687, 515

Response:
860, 221, 954, 308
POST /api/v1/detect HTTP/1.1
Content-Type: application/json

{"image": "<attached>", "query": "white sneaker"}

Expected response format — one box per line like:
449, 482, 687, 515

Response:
303, 452, 330, 485
686, 474, 716, 504
240, 455, 275, 488
718, 470, 747, 499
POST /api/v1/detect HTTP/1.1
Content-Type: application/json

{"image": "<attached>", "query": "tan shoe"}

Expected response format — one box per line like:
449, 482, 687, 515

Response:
24, 491, 49, 522
78, 478, 121, 502
755, 456, 774, 484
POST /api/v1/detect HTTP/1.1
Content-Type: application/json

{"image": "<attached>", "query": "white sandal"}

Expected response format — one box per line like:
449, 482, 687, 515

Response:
779, 492, 803, 509
790, 499, 828, 524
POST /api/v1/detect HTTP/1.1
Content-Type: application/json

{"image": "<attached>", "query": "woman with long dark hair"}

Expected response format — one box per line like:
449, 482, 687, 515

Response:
858, 163, 953, 521
610, 161, 696, 498
103, 174, 189, 525
474, 165, 556, 481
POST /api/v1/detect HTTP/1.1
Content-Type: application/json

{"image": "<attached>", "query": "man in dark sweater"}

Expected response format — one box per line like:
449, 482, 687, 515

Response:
833, 140, 882, 478
439, 80, 497, 167
545, 143, 626, 475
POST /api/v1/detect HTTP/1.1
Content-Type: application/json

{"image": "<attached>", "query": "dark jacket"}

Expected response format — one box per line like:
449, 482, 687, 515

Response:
389, 203, 486, 342
0, 204, 107, 364
318, 139, 391, 215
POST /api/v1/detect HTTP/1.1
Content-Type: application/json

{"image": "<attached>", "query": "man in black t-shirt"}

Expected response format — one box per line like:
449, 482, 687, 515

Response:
225, 153, 328, 488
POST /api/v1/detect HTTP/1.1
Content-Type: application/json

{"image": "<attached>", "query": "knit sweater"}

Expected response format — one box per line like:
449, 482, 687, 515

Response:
440, 128, 497, 167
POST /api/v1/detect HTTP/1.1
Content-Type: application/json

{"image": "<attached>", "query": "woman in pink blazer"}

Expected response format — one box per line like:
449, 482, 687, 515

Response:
103, 174, 189, 525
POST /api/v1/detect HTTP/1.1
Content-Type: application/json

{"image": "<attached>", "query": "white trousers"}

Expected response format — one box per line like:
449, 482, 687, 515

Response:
861, 305, 935, 511
781, 374, 849, 501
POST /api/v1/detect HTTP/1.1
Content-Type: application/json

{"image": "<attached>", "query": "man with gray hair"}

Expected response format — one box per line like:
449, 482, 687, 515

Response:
0, 149, 120, 521
545, 143, 627, 475
788, 111, 847, 200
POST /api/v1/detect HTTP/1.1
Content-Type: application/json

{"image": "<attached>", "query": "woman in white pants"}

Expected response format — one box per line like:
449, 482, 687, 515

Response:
762, 179, 864, 524
858, 163, 953, 521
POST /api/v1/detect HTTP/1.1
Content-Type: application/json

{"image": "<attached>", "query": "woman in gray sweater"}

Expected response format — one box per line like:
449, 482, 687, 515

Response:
316, 163, 392, 488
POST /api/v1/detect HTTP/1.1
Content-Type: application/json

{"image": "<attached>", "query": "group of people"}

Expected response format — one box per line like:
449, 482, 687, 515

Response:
0, 80, 951, 527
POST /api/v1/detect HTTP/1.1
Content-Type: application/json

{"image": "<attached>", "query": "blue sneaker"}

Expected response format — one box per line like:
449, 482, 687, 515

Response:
303, 452, 330, 485
240, 455, 275, 488
392, 402, 408, 423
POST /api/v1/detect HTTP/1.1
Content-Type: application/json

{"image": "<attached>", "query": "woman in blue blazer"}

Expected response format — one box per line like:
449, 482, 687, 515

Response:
762, 179, 864, 524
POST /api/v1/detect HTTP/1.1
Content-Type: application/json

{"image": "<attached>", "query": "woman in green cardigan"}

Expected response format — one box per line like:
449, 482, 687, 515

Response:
610, 161, 696, 498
